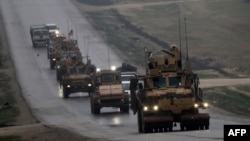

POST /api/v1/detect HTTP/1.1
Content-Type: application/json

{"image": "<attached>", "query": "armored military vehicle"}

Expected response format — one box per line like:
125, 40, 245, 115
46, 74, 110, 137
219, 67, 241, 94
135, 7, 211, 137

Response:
130, 46, 210, 133
56, 50, 83, 81
90, 68, 130, 114
48, 37, 78, 69
60, 62, 96, 98
30, 24, 50, 48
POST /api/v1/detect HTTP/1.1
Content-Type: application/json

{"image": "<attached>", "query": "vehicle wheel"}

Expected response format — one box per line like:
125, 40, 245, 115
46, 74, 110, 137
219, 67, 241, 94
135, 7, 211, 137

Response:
137, 108, 143, 133
56, 71, 60, 81
120, 104, 129, 113
32, 42, 36, 48
93, 103, 100, 114
63, 86, 69, 98
205, 123, 209, 130
90, 97, 94, 114
180, 123, 185, 131
50, 62, 54, 69
47, 47, 49, 59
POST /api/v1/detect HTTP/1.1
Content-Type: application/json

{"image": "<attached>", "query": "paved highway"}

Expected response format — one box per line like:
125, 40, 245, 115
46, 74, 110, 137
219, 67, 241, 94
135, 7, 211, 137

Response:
1, 0, 249, 141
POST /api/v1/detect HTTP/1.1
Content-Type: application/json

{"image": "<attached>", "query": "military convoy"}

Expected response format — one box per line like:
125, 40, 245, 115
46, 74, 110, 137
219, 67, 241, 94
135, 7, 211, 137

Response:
129, 45, 210, 133
46, 35, 96, 98
31, 22, 210, 133
90, 68, 130, 114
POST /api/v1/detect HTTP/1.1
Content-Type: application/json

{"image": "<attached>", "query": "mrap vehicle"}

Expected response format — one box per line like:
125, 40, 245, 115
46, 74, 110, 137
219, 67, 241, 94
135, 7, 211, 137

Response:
130, 45, 210, 133
90, 68, 130, 114
59, 60, 96, 98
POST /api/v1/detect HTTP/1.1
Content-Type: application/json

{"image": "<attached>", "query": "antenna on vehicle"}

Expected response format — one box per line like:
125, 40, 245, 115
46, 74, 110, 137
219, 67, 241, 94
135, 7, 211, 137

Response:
108, 43, 111, 70
184, 16, 189, 61
178, 8, 182, 69
184, 16, 192, 74
184, 16, 193, 74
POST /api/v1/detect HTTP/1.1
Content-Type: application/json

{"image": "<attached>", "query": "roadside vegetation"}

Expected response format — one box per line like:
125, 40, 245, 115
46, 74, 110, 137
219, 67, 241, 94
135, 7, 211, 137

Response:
203, 85, 250, 117
75, 0, 250, 117
0, 136, 22, 141
0, 13, 24, 140
0, 22, 20, 127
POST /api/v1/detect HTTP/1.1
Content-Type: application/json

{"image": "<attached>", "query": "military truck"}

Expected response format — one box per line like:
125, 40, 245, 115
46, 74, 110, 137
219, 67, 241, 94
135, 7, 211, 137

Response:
130, 46, 210, 133
60, 61, 96, 98
56, 50, 83, 81
48, 37, 78, 69
30, 24, 50, 48
47, 35, 66, 59
90, 69, 130, 114
56, 51, 96, 82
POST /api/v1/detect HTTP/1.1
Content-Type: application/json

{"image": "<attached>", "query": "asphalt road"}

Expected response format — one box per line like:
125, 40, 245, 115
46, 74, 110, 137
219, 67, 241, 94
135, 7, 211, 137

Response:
1, 0, 250, 141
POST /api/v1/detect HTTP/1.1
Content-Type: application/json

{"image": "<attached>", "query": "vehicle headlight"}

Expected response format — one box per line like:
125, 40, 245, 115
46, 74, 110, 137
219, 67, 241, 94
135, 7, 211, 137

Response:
153, 105, 158, 111
143, 106, 148, 111
52, 58, 56, 61
194, 103, 199, 108
55, 30, 60, 35
203, 102, 209, 108
57, 65, 60, 69
67, 85, 71, 88
88, 83, 92, 87
111, 66, 116, 71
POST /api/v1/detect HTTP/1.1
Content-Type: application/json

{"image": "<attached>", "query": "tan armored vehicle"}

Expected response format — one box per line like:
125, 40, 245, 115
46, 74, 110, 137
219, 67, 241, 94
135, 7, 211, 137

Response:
90, 69, 130, 114
48, 36, 78, 69
130, 46, 210, 133
56, 50, 83, 81
59, 60, 96, 98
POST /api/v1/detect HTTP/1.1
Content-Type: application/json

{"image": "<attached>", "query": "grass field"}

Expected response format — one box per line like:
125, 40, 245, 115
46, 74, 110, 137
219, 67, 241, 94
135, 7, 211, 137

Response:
203, 85, 250, 117
82, 0, 250, 78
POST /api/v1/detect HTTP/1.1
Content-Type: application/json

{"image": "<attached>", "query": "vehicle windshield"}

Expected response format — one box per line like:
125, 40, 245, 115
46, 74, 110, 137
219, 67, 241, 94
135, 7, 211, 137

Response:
78, 67, 86, 74
60, 53, 77, 58
122, 83, 130, 90
34, 30, 49, 36
121, 75, 134, 81
46, 25, 57, 30
169, 76, 181, 87
69, 68, 77, 74
153, 77, 166, 88
100, 74, 115, 83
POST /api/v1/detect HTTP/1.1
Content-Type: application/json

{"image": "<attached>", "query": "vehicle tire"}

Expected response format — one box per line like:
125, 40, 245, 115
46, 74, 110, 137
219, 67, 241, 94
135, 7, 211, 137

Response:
50, 61, 55, 69
93, 104, 100, 114
47, 47, 49, 59
56, 71, 60, 81
121, 103, 129, 113
90, 97, 94, 114
33, 43, 36, 48
137, 108, 143, 133
63, 86, 69, 98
